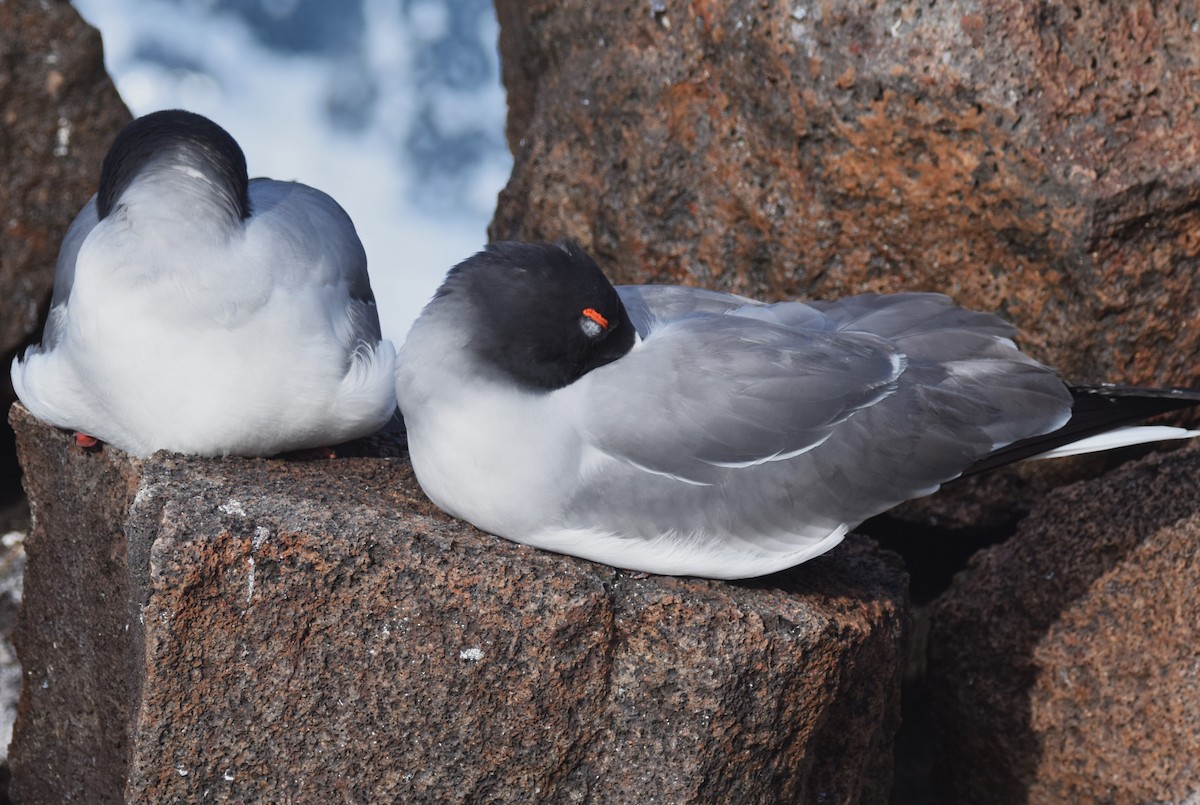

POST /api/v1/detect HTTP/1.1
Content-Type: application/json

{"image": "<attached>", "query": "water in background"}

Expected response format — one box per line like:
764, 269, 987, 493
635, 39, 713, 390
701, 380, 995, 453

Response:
71, 0, 512, 342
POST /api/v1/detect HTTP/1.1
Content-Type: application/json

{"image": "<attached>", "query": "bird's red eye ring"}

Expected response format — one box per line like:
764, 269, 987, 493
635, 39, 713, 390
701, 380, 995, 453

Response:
582, 308, 609, 329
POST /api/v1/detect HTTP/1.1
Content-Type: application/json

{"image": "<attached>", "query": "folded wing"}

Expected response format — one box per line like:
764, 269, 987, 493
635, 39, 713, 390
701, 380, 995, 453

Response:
576, 290, 1071, 536
245, 179, 382, 356
583, 290, 906, 485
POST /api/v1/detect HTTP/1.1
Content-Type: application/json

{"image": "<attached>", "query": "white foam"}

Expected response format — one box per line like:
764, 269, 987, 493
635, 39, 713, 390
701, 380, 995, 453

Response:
71, 0, 511, 344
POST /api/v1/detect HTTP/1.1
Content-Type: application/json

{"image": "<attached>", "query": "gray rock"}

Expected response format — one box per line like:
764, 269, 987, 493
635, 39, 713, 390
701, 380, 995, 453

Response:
927, 441, 1200, 804
0, 0, 129, 362
0, 0, 131, 520
492, 0, 1200, 387
9, 403, 909, 804
0, 526, 24, 770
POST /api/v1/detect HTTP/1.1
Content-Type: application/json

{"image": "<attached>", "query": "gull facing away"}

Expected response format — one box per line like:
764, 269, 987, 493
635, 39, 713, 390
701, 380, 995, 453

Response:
11, 110, 397, 457
396, 240, 1200, 579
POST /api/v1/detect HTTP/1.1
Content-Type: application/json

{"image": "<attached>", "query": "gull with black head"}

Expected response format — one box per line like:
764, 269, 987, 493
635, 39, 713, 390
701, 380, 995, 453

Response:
11, 109, 397, 457
396, 240, 1200, 579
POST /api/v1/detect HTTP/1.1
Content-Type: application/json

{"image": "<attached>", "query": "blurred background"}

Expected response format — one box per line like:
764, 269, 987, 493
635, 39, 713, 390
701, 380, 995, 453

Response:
72, 0, 513, 343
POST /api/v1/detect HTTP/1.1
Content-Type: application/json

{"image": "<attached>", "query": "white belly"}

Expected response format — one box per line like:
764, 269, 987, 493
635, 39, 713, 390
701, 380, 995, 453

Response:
405, 385, 583, 538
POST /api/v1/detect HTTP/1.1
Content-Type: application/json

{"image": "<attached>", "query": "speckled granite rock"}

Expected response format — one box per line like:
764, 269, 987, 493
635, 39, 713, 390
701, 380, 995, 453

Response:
8, 403, 909, 804
926, 441, 1200, 804
0, 9, 127, 747
0, 0, 131, 514
490, 0, 1200, 529
0, 526, 25, 770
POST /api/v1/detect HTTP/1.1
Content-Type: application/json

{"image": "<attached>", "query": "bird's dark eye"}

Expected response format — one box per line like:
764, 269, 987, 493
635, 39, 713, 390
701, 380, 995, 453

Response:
580, 307, 609, 339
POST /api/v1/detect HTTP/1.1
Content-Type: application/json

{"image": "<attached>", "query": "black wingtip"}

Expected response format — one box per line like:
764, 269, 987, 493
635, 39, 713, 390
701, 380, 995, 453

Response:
964, 384, 1200, 476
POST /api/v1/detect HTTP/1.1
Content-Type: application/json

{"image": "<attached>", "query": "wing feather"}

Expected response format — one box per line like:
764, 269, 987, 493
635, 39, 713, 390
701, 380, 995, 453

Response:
581, 310, 906, 483
617, 284, 755, 335
246, 179, 382, 352
39, 197, 100, 350
565, 290, 1071, 554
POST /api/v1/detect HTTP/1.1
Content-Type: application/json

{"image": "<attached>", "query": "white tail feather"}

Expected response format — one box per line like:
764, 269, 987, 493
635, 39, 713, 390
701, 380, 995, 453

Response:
1031, 426, 1200, 461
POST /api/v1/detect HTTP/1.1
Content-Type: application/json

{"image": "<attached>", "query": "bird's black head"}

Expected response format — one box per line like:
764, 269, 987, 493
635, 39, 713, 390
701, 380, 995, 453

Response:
439, 240, 637, 391
97, 109, 251, 221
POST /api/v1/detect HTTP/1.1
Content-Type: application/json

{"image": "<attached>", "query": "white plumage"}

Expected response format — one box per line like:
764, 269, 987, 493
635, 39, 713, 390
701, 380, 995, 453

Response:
12, 110, 397, 457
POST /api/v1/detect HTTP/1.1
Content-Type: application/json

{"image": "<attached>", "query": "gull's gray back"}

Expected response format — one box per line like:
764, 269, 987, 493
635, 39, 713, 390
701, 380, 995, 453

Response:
568, 289, 1071, 549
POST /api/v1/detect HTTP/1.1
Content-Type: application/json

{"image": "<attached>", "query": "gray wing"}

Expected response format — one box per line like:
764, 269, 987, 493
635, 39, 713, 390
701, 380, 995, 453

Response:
571, 291, 1071, 544
617, 284, 756, 334
618, 284, 841, 335
807, 292, 1072, 453
40, 196, 100, 350
246, 178, 382, 348
581, 309, 907, 485
789, 294, 1072, 509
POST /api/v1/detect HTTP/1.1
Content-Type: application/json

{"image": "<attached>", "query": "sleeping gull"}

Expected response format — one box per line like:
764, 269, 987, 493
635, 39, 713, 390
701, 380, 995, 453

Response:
11, 109, 397, 457
395, 240, 1200, 579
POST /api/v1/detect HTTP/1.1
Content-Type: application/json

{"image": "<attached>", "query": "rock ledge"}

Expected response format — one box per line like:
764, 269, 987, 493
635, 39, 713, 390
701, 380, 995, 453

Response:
9, 403, 908, 804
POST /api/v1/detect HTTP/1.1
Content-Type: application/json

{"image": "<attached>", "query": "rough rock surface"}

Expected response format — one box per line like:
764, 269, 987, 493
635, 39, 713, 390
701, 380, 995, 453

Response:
0, 526, 25, 773
9, 403, 909, 804
926, 441, 1200, 804
0, 0, 131, 509
492, 0, 1200, 390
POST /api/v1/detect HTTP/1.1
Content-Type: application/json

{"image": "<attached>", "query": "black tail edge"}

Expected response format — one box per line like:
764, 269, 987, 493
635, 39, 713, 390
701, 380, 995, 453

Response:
963, 385, 1200, 477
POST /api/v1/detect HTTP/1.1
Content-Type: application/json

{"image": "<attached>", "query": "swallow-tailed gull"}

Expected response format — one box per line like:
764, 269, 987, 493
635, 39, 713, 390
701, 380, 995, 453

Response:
395, 240, 1200, 578
11, 109, 397, 457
